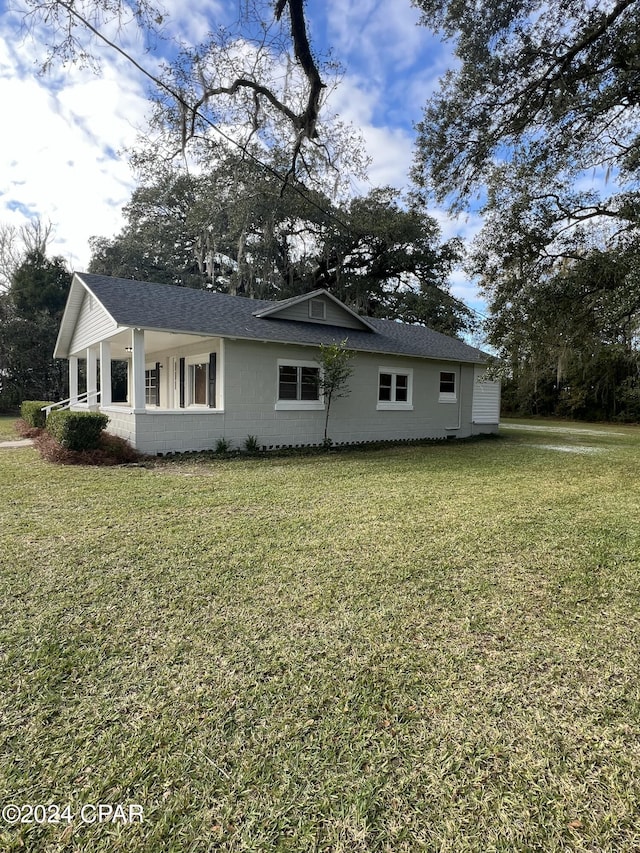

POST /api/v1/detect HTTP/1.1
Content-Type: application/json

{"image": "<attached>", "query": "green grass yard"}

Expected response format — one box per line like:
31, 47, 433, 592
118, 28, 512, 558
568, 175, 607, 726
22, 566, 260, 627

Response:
0, 415, 20, 442
1, 418, 640, 851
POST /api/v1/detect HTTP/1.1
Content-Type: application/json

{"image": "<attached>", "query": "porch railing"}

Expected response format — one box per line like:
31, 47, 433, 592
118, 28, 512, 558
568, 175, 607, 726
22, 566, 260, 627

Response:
42, 390, 101, 418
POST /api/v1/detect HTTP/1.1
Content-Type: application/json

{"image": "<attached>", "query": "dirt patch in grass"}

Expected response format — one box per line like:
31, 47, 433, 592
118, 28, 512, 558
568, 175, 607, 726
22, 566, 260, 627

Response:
527, 443, 603, 454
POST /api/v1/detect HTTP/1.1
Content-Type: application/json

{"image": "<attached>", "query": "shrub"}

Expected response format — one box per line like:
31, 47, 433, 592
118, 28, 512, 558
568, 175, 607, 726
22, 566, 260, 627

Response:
215, 437, 232, 453
34, 430, 140, 466
20, 401, 53, 429
47, 410, 109, 451
243, 435, 260, 453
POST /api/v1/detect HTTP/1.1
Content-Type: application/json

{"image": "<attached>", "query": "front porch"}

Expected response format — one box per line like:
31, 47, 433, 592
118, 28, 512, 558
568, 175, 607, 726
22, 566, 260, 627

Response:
65, 328, 227, 454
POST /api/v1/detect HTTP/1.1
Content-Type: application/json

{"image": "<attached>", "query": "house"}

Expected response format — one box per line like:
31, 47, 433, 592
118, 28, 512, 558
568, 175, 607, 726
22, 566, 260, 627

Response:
53, 272, 500, 454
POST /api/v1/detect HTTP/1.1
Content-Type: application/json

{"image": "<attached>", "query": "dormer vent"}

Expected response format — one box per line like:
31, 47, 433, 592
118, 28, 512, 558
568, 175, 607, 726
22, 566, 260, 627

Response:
309, 298, 326, 321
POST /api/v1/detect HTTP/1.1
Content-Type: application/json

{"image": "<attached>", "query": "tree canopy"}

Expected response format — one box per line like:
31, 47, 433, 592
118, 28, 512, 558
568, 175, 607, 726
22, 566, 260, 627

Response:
88, 160, 474, 337
410, 0, 640, 418
413, 0, 639, 208
21, 0, 364, 190
0, 249, 71, 409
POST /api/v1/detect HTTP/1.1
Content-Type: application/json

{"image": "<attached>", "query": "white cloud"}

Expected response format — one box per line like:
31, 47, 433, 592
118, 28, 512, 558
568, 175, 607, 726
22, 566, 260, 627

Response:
359, 125, 416, 190
0, 25, 152, 270
160, 0, 227, 45
326, 0, 426, 72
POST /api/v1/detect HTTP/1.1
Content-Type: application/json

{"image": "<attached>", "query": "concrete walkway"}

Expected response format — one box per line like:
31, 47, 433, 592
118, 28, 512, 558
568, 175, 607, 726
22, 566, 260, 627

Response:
0, 438, 33, 448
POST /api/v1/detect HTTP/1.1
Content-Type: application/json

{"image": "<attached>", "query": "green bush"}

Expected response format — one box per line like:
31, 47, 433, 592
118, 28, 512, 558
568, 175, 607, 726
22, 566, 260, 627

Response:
20, 401, 54, 429
47, 410, 109, 451
243, 435, 260, 453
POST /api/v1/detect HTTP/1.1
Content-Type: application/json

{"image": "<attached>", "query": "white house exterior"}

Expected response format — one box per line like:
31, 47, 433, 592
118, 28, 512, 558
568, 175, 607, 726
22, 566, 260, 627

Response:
53, 273, 500, 455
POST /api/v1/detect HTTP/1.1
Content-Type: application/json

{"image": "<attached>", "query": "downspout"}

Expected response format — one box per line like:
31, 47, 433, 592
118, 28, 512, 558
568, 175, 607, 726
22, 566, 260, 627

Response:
446, 363, 462, 432
454, 363, 462, 431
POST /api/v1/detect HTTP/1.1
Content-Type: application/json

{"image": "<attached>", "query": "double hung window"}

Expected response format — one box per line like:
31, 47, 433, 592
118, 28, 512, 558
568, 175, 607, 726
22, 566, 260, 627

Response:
177, 353, 217, 409
275, 360, 323, 410
439, 371, 457, 402
377, 368, 413, 410
145, 363, 160, 406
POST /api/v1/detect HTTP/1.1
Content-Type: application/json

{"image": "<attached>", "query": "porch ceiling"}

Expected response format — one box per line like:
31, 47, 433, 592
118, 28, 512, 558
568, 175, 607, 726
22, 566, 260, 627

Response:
106, 329, 218, 360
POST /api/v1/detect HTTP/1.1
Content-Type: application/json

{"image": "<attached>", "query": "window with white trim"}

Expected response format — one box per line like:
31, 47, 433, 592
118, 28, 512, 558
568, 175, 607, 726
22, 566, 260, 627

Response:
190, 362, 208, 405
275, 360, 324, 410
377, 368, 413, 410
439, 370, 457, 402
145, 367, 158, 406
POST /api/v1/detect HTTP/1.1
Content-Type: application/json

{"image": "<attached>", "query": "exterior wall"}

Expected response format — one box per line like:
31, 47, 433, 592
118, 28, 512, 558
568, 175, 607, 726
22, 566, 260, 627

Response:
69, 292, 117, 354
100, 339, 497, 455
103, 407, 225, 455
471, 365, 501, 430
217, 339, 484, 449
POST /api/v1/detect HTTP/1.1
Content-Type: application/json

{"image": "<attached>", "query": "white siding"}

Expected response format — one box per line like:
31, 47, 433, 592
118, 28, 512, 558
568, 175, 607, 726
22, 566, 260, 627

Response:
69, 292, 117, 354
472, 365, 501, 424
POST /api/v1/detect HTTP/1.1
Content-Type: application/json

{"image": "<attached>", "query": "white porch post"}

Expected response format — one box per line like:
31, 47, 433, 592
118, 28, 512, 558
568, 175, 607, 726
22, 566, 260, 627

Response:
99, 341, 112, 407
86, 347, 98, 408
131, 328, 146, 412
68, 356, 78, 403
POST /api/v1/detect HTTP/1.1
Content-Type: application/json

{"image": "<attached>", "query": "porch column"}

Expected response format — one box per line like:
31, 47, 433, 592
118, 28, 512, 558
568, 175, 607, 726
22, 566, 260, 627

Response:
68, 356, 78, 403
99, 341, 112, 407
131, 328, 146, 412
86, 347, 98, 408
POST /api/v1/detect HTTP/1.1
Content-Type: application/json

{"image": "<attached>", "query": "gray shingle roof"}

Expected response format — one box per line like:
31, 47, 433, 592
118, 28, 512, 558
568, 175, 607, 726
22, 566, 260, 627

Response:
76, 272, 487, 364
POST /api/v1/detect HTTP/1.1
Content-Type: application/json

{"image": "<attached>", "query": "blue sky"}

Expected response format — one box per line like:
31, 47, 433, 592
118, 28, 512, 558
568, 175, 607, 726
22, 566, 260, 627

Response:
0, 0, 485, 313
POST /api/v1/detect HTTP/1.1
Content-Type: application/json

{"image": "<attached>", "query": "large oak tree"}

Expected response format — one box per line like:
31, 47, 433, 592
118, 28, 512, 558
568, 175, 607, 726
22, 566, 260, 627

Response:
411, 0, 640, 416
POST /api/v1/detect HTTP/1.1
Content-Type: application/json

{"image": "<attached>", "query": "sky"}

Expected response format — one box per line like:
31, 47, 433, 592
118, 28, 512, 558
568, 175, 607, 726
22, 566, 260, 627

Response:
0, 0, 485, 313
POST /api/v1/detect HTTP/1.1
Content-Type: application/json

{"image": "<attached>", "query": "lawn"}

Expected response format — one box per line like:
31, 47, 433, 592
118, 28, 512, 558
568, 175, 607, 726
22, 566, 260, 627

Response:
1, 421, 640, 851
0, 414, 20, 442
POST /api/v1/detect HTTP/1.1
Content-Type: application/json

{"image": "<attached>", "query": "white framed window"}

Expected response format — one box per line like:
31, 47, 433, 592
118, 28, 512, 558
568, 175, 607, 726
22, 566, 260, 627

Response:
181, 355, 210, 407
190, 362, 208, 405
377, 367, 413, 410
176, 352, 218, 409
439, 370, 457, 403
275, 359, 324, 410
145, 366, 159, 406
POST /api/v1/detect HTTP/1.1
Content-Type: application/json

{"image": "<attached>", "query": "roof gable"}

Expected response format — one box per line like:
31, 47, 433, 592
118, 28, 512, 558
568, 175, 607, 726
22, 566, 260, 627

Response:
54, 274, 118, 358
252, 289, 376, 332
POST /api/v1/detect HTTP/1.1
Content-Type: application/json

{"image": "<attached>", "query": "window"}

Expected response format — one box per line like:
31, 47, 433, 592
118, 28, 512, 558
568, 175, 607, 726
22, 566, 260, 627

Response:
178, 353, 217, 409
377, 368, 413, 410
279, 365, 319, 400
275, 360, 324, 410
190, 362, 208, 405
145, 363, 160, 406
439, 370, 457, 402
145, 368, 157, 405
